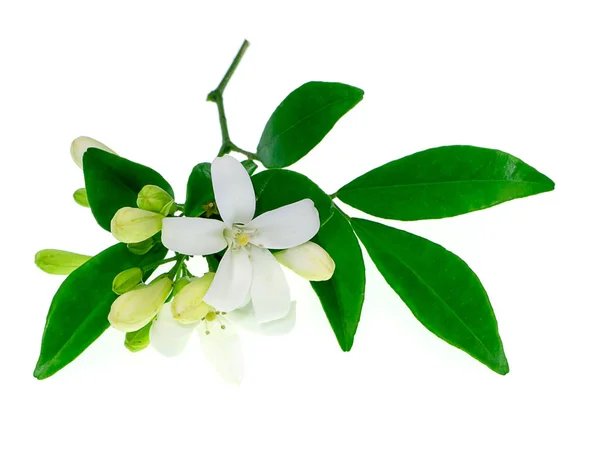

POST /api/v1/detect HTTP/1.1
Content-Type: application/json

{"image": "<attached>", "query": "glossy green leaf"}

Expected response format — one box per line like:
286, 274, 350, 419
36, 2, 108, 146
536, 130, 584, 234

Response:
252, 169, 333, 225
83, 149, 174, 231
257, 82, 364, 168
184, 162, 213, 217
351, 218, 509, 375
311, 209, 365, 351
34, 243, 168, 380
337, 145, 555, 221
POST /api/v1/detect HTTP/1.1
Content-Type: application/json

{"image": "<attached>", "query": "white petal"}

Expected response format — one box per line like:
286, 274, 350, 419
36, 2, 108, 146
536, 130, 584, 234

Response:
198, 320, 244, 385
71, 136, 115, 169
203, 247, 252, 312
150, 305, 196, 357
248, 245, 291, 323
249, 199, 320, 250
161, 217, 227, 256
228, 301, 296, 336
211, 155, 256, 226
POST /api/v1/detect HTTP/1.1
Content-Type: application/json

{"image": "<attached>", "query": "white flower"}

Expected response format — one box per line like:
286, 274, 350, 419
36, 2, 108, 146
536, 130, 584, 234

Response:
161, 155, 320, 323
150, 273, 296, 385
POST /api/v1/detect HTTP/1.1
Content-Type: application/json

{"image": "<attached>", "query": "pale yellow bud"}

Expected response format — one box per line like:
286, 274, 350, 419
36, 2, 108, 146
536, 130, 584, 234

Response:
111, 207, 163, 243
137, 185, 175, 216
35, 249, 91, 275
112, 267, 143, 295
108, 276, 173, 332
70, 136, 115, 169
73, 188, 89, 207
275, 242, 336, 281
171, 272, 215, 324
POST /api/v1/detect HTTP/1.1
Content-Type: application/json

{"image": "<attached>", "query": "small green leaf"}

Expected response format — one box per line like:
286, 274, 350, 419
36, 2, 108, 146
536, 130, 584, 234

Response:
311, 209, 365, 351
252, 169, 333, 225
257, 82, 364, 168
337, 145, 555, 221
83, 149, 174, 231
124, 320, 153, 353
73, 188, 89, 208
34, 243, 167, 380
184, 162, 213, 217
241, 159, 258, 175
351, 218, 509, 375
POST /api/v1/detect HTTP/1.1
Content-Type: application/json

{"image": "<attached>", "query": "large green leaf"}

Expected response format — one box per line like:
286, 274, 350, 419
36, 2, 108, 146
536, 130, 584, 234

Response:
337, 145, 555, 221
34, 243, 168, 380
311, 209, 365, 351
184, 162, 213, 217
351, 218, 509, 375
252, 169, 333, 225
83, 149, 174, 230
257, 82, 364, 168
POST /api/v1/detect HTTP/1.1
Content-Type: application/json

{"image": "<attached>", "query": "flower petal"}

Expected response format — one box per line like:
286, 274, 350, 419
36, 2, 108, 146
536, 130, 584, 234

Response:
248, 199, 320, 250
211, 155, 256, 226
203, 247, 252, 312
228, 301, 296, 336
248, 245, 291, 323
150, 305, 196, 357
162, 217, 227, 256
198, 320, 244, 385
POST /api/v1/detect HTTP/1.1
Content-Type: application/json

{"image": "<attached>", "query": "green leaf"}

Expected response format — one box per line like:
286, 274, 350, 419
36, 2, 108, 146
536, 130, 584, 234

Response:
311, 209, 365, 351
252, 169, 333, 225
257, 82, 364, 168
351, 218, 509, 375
337, 145, 555, 221
34, 243, 168, 380
83, 149, 174, 231
241, 159, 258, 175
185, 160, 258, 217
185, 162, 213, 217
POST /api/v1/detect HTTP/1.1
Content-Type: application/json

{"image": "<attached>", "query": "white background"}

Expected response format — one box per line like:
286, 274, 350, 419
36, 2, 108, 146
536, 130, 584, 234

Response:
1, 1, 598, 449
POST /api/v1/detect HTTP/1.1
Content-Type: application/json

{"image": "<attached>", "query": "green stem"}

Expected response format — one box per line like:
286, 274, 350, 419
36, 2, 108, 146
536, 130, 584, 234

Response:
207, 40, 255, 159
167, 254, 187, 280
333, 202, 351, 222
142, 256, 178, 272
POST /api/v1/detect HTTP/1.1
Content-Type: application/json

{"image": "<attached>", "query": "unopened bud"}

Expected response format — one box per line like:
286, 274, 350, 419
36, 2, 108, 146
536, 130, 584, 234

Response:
111, 207, 163, 244
112, 267, 143, 295
73, 188, 89, 207
124, 320, 153, 352
108, 276, 173, 332
275, 242, 335, 281
171, 272, 215, 324
70, 136, 115, 169
173, 276, 192, 296
35, 249, 91, 275
137, 185, 175, 216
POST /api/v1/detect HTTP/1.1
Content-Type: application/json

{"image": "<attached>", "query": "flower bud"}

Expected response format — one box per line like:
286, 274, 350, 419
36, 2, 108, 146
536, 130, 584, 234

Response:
274, 242, 335, 281
124, 320, 153, 353
35, 249, 91, 275
108, 276, 173, 332
173, 276, 192, 296
70, 136, 115, 169
127, 238, 155, 255
111, 207, 163, 244
137, 185, 175, 216
112, 267, 144, 295
73, 188, 89, 207
171, 272, 215, 324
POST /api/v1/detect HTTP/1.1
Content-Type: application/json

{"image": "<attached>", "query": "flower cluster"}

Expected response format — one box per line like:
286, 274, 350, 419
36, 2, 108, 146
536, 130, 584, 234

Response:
36, 137, 335, 384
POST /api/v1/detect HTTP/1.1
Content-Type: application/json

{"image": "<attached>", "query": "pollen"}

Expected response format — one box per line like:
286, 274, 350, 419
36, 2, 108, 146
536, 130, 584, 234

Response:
236, 233, 250, 247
